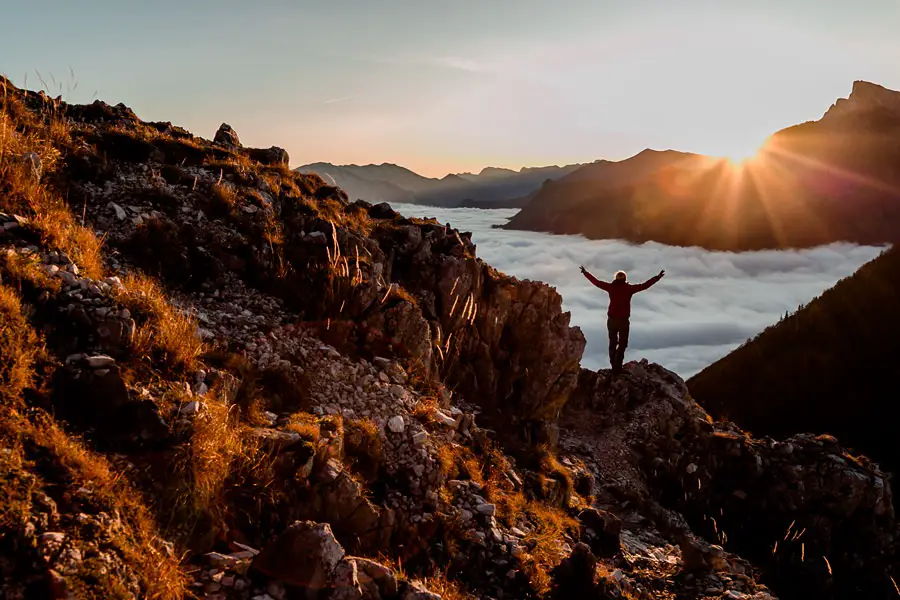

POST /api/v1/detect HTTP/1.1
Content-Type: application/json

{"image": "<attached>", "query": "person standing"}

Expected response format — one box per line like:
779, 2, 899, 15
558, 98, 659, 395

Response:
579, 266, 665, 375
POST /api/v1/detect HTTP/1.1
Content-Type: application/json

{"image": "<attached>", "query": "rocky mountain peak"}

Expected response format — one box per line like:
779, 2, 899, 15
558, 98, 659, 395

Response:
822, 80, 900, 121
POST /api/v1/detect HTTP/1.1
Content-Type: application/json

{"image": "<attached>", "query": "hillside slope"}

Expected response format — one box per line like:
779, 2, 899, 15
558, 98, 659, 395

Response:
504, 81, 900, 250
688, 244, 900, 473
1, 74, 897, 600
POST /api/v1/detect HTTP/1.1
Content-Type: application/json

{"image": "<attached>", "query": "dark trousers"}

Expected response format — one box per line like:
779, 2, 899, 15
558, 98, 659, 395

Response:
607, 316, 630, 372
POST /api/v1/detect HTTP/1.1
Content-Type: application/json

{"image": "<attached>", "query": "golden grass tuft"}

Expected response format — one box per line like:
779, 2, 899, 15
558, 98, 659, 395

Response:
420, 574, 477, 600
186, 391, 246, 513
537, 446, 575, 507
285, 411, 322, 442
115, 271, 204, 372
208, 181, 238, 216
344, 417, 384, 481
411, 396, 440, 424
0, 283, 43, 404
520, 501, 580, 594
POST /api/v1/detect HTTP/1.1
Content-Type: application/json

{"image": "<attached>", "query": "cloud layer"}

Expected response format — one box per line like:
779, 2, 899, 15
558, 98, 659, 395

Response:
397, 206, 886, 377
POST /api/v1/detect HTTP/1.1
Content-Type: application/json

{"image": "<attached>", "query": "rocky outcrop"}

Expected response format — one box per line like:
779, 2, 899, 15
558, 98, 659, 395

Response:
561, 360, 898, 600
822, 80, 900, 123
39, 99, 586, 447
213, 123, 241, 147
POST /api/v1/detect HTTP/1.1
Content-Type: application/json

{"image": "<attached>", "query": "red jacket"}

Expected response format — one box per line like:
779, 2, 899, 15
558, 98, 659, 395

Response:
583, 272, 662, 318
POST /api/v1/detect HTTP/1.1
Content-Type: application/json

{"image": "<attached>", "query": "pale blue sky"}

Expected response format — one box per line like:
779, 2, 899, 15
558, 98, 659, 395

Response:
3, 1, 899, 176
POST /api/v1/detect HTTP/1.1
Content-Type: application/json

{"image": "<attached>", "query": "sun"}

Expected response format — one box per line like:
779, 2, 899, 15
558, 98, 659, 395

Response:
717, 139, 767, 166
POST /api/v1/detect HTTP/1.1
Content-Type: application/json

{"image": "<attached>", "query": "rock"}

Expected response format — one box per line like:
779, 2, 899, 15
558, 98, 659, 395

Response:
248, 146, 289, 166
475, 503, 496, 516
432, 409, 457, 428
401, 581, 442, 600
679, 535, 728, 573
109, 202, 127, 220
214, 123, 241, 147
369, 202, 397, 219
353, 557, 399, 597
411, 431, 429, 445
252, 521, 345, 588
549, 543, 597, 600
387, 415, 405, 433
85, 354, 116, 369
577, 507, 621, 557
331, 559, 366, 600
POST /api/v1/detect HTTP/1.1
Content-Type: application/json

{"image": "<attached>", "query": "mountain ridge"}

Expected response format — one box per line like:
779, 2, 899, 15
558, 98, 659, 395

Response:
503, 80, 900, 250
296, 160, 584, 208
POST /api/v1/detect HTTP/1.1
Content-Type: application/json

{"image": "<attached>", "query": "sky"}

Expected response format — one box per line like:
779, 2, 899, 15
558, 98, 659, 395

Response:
396, 206, 885, 377
2, 1, 900, 176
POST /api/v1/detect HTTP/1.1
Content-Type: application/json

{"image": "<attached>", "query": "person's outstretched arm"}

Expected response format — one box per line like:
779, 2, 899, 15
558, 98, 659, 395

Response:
631, 269, 666, 293
580, 265, 611, 291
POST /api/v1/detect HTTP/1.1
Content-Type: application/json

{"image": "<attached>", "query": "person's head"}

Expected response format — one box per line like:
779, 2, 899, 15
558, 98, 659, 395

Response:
614, 270, 627, 282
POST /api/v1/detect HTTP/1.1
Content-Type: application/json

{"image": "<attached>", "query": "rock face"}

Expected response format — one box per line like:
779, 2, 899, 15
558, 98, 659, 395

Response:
369, 221, 586, 443
561, 360, 897, 600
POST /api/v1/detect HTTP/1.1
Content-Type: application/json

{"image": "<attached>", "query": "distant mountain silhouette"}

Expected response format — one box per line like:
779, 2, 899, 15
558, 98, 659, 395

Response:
687, 244, 900, 474
296, 161, 582, 208
504, 81, 900, 250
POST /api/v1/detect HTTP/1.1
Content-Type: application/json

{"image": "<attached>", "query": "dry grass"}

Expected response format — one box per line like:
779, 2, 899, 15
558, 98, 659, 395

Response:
520, 501, 580, 594
17, 411, 187, 598
0, 247, 62, 294
284, 411, 322, 442
0, 98, 104, 279
344, 417, 384, 482
536, 446, 575, 507
420, 574, 477, 600
115, 271, 204, 372
411, 396, 441, 424
435, 440, 485, 484
163, 385, 263, 552
0, 281, 186, 597
185, 391, 246, 513
208, 181, 238, 217
0, 283, 43, 405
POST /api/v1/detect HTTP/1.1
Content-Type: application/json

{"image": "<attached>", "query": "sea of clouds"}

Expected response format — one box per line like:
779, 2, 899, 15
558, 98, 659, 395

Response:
395, 206, 886, 377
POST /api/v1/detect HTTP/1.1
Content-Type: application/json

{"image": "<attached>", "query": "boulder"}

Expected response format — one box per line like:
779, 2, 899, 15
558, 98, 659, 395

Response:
549, 542, 599, 600
577, 507, 621, 557
248, 146, 289, 166
214, 123, 241, 147
369, 202, 397, 219
353, 557, 399, 597
401, 581, 442, 600
251, 521, 345, 588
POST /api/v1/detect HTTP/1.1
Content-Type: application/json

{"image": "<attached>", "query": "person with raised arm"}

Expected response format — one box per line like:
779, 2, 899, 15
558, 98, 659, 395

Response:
580, 266, 665, 376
